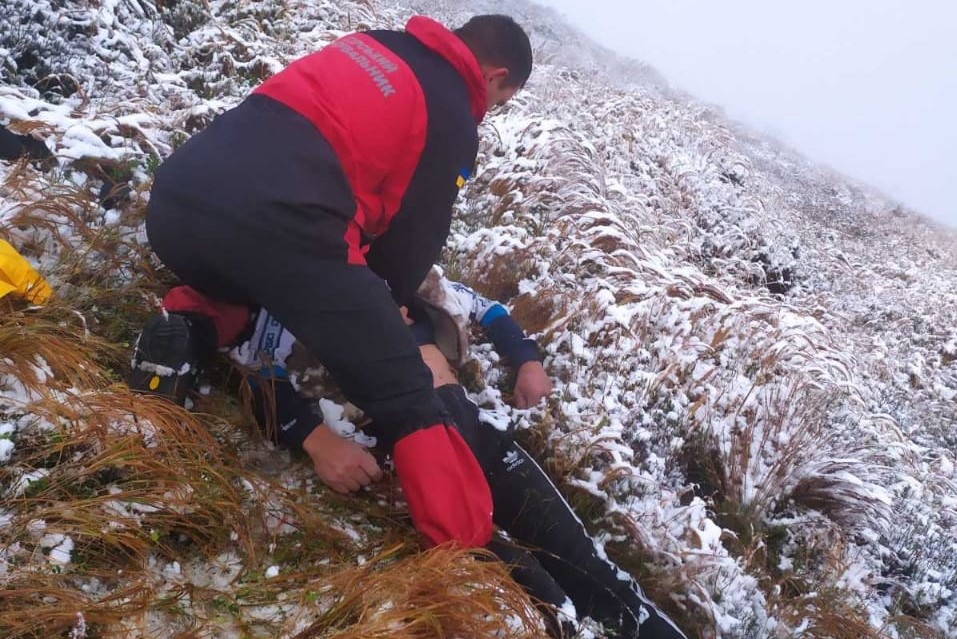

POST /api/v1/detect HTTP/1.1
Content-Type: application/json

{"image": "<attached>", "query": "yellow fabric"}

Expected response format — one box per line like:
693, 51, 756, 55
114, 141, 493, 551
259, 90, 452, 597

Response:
0, 238, 52, 303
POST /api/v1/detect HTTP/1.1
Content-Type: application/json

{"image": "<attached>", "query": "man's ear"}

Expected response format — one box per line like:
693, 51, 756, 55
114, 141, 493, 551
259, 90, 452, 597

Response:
483, 66, 510, 85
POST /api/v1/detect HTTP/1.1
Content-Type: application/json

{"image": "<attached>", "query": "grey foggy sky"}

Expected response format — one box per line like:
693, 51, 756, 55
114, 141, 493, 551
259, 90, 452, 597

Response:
535, 0, 957, 227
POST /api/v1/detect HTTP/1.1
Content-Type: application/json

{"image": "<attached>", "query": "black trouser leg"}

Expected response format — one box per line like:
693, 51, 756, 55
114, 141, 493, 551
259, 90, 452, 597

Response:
145, 95, 448, 441
489, 444, 687, 639
148, 231, 447, 444
485, 535, 575, 638
437, 385, 687, 639
149, 201, 446, 436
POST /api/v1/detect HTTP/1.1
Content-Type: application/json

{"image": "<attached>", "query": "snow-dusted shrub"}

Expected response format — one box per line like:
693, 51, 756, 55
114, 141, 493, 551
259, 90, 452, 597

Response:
2, 0, 956, 635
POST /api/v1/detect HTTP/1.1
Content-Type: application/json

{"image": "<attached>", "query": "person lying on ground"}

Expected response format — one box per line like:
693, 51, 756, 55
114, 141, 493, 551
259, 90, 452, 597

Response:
230, 274, 688, 639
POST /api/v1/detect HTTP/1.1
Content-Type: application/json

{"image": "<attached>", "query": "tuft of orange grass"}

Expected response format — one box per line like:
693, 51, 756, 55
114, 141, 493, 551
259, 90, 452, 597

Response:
4, 389, 259, 561
770, 601, 885, 639
0, 307, 113, 392
293, 544, 549, 639
3, 162, 168, 348
0, 575, 155, 639
2, 381, 549, 638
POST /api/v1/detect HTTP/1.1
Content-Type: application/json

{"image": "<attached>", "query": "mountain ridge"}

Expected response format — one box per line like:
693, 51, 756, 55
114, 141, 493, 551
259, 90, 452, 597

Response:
1, 0, 954, 636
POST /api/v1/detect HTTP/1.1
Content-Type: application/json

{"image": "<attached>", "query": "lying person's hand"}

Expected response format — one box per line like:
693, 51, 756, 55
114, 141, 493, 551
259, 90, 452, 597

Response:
513, 360, 553, 408
302, 424, 383, 493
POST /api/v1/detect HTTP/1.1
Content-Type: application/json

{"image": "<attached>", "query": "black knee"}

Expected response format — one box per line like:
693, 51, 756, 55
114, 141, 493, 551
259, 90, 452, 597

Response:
434, 384, 504, 473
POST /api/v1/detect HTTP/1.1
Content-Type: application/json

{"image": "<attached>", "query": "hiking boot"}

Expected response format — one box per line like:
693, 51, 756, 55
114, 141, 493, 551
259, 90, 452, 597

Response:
129, 312, 202, 406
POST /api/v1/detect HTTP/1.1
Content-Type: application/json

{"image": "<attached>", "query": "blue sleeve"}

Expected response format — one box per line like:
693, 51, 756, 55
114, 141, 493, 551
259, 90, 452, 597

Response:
447, 281, 542, 369
483, 313, 541, 370
477, 302, 509, 327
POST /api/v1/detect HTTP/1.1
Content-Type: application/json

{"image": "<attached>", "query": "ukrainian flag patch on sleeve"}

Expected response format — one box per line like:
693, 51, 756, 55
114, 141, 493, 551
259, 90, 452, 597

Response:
456, 168, 470, 189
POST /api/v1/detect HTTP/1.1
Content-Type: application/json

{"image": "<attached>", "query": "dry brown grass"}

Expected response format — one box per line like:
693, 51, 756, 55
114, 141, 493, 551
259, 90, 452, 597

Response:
510, 290, 562, 337
6, 394, 254, 549
2, 497, 545, 638
2, 161, 167, 349
1, 378, 552, 637
462, 246, 539, 305
0, 577, 156, 638
782, 609, 883, 639
0, 307, 112, 391
0, 300, 549, 638
1, 297, 246, 636
291, 544, 547, 639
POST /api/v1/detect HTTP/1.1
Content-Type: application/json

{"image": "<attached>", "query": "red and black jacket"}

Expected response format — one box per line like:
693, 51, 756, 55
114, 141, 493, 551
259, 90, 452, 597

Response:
254, 16, 486, 305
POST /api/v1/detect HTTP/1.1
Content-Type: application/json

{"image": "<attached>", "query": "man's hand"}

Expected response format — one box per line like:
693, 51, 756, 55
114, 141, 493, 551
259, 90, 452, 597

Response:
302, 424, 383, 493
513, 360, 553, 408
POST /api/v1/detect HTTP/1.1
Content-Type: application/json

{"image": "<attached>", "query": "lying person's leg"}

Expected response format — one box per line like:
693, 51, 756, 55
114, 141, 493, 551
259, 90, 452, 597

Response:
487, 441, 687, 639
237, 314, 685, 638
431, 379, 687, 639
129, 287, 251, 406
409, 346, 572, 634
485, 533, 577, 639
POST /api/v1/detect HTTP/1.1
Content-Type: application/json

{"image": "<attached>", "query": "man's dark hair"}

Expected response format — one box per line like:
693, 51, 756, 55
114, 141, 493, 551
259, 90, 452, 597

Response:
454, 15, 532, 88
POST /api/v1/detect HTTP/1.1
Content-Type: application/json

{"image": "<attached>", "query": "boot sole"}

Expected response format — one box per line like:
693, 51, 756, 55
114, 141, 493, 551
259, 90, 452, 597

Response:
129, 314, 198, 406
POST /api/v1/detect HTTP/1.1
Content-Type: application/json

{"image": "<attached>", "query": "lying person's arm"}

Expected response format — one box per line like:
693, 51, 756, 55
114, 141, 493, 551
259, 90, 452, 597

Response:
235, 310, 382, 494
447, 281, 553, 407
246, 369, 383, 494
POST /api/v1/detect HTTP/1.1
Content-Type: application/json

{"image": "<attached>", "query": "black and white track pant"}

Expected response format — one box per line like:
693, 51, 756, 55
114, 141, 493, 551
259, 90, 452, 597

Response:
394, 385, 688, 639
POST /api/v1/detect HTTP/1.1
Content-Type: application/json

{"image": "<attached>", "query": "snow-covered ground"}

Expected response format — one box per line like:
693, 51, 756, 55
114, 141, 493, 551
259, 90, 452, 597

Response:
1, 0, 955, 637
